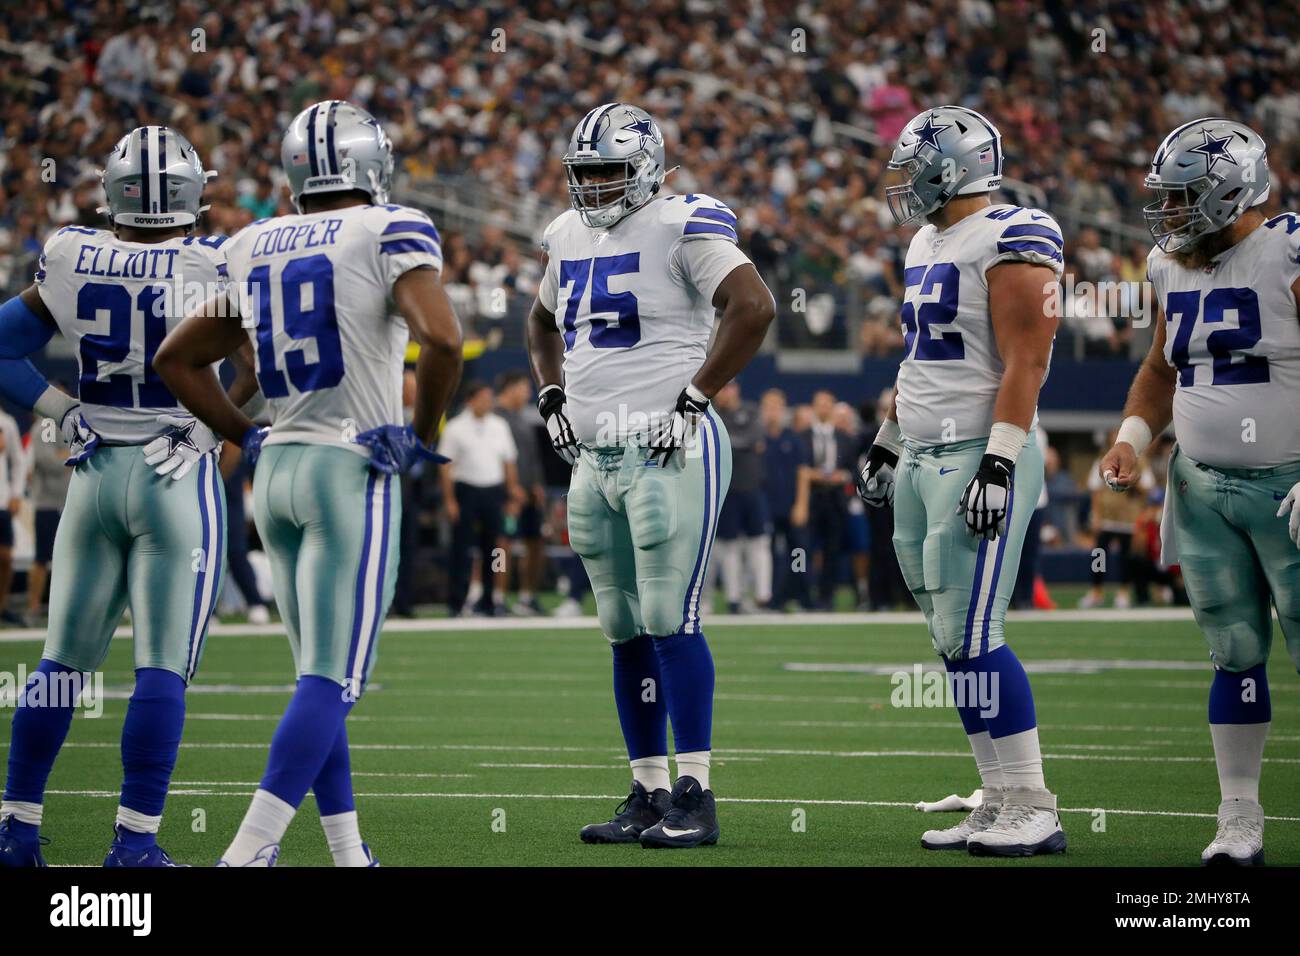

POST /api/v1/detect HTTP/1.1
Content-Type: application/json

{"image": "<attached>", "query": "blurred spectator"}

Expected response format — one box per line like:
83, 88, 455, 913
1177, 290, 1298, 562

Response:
760, 388, 812, 611
803, 389, 855, 610
713, 382, 771, 614
835, 401, 872, 609
25, 417, 70, 620
1130, 487, 1186, 606
1082, 430, 1155, 609
438, 381, 520, 617
494, 370, 546, 616
0, 410, 24, 625
860, 389, 908, 609
220, 446, 272, 624
1041, 445, 1081, 546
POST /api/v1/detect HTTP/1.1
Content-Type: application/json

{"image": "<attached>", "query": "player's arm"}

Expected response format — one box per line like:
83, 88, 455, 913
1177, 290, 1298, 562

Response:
152, 296, 259, 444
858, 383, 900, 508
959, 261, 1059, 539
526, 251, 579, 465
690, 264, 776, 397
0, 286, 76, 421
1098, 303, 1175, 491
392, 267, 463, 443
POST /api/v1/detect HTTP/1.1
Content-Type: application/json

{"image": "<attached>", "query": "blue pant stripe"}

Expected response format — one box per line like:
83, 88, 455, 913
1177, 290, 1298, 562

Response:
357, 474, 391, 690
962, 536, 988, 658
979, 485, 1014, 656
185, 456, 212, 679
346, 470, 379, 685
681, 415, 719, 634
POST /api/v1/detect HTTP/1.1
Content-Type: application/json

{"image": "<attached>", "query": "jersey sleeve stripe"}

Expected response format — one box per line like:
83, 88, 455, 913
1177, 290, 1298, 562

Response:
996, 239, 1063, 262
683, 221, 738, 241
380, 237, 442, 256
1000, 223, 1063, 248
382, 220, 441, 242
690, 207, 738, 226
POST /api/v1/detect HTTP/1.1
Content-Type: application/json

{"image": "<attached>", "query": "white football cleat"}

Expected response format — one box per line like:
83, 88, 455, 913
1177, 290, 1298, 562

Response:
966, 787, 1066, 857
1202, 798, 1264, 866
921, 791, 1002, 850
247, 605, 271, 625
216, 843, 280, 867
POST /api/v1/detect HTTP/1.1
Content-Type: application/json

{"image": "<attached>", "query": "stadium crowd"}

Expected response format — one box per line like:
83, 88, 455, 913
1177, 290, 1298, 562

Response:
3, 0, 1299, 347
0, 0, 1286, 618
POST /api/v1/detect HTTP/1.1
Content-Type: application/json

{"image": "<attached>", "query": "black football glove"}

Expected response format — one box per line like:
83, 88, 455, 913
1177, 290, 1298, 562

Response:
957, 453, 1014, 540
537, 384, 579, 467
857, 443, 899, 508
648, 385, 710, 467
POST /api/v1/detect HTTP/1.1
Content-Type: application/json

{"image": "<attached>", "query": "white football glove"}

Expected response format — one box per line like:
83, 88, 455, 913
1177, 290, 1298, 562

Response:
143, 414, 220, 480
537, 384, 579, 467
1277, 481, 1300, 550
957, 453, 1014, 540
647, 385, 710, 467
60, 406, 101, 466
857, 444, 899, 508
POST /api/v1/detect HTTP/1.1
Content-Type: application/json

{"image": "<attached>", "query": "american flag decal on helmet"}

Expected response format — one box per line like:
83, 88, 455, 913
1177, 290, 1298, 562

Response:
123, 182, 141, 197
290, 151, 309, 166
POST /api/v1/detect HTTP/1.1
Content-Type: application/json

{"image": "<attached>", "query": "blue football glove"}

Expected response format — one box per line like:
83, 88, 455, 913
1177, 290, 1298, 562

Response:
241, 425, 270, 469
354, 424, 447, 475
60, 406, 101, 467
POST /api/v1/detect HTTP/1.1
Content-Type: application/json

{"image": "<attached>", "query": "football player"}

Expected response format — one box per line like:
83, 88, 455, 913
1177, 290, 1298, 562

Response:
0, 127, 248, 867
1099, 118, 1298, 866
859, 107, 1067, 856
526, 103, 775, 848
153, 101, 462, 866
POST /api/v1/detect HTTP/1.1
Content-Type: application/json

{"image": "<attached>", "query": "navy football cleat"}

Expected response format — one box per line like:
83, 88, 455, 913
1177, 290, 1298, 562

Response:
103, 826, 187, 867
580, 780, 670, 844
0, 815, 48, 867
639, 776, 719, 849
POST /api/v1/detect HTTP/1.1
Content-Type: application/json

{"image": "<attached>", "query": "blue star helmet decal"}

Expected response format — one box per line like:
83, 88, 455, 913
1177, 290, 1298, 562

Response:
622, 117, 657, 150
911, 114, 951, 153
1187, 128, 1238, 174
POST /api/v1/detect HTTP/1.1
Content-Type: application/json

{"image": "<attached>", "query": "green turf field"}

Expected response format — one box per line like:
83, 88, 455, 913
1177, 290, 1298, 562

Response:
1, 611, 1296, 867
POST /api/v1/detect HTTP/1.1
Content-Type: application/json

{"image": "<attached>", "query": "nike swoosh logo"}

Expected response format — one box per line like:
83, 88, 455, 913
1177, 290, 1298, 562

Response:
939, 467, 958, 475
619, 825, 635, 832
659, 827, 701, 838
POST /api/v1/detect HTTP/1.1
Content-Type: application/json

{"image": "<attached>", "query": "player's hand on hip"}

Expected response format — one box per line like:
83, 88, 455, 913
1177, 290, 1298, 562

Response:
648, 384, 709, 467
240, 425, 270, 469
1276, 481, 1300, 549
355, 423, 448, 475
537, 384, 579, 467
143, 414, 220, 480
958, 453, 1013, 540
1099, 442, 1140, 491
60, 405, 101, 467
857, 443, 899, 508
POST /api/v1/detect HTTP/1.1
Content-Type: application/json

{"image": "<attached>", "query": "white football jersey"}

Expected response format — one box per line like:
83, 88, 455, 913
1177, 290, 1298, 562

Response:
222, 204, 442, 453
894, 204, 1064, 445
34, 225, 228, 444
1149, 212, 1300, 469
538, 193, 753, 446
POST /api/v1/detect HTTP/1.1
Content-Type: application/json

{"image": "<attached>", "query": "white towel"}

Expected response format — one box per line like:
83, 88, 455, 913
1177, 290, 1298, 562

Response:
914, 789, 983, 812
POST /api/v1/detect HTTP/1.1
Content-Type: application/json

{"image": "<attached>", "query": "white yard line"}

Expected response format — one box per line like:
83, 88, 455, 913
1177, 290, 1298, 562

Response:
37, 787, 1300, 823
0, 607, 1201, 645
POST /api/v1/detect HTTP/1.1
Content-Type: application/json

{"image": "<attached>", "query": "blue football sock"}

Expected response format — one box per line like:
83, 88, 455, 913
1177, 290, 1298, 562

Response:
1210, 663, 1271, 723
651, 630, 715, 755
611, 634, 669, 761
311, 723, 354, 817
4, 659, 81, 813
260, 676, 352, 810
118, 668, 187, 849
954, 645, 1037, 739
943, 655, 989, 736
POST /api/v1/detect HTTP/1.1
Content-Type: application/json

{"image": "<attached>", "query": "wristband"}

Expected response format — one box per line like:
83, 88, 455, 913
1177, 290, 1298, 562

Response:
685, 383, 709, 404
984, 421, 1028, 465
1116, 415, 1152, 457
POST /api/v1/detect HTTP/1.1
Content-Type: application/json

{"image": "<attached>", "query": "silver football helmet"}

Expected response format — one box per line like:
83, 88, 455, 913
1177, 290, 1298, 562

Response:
101, 126, 213, 228
563, 103, 666, 228
282, 100, 394, 210
1143, 118, 1270, 253
885, 106, 1003, 226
